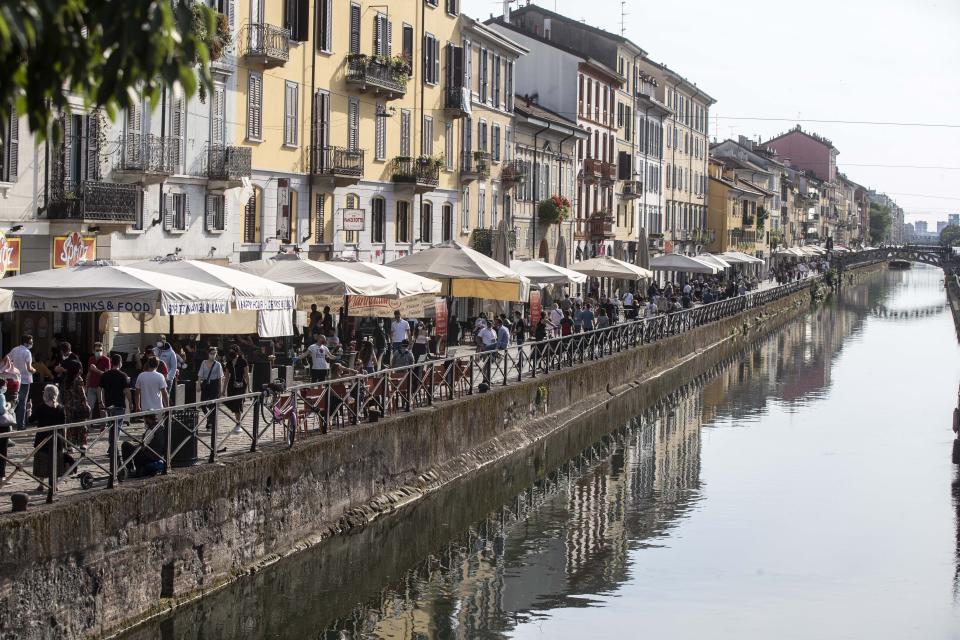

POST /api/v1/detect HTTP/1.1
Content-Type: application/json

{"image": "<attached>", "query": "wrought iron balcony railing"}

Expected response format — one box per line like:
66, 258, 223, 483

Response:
589, 211, 615, 238
444, 86, 470, 117
500, 159, 527, 186
242, 23, 290, 67
346, 55, 408, 98
311, 146, 365, 179
461, 151, 490, 181
117, 134, 176, 175
621, 179, 643, 199
207, 145, 252, 182
48, 180, 139, 223
391, 157, 440, 191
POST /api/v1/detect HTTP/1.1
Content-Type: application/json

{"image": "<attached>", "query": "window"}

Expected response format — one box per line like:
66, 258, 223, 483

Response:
421, 201, 433, 243
210, 85, 225, 147
506, 61, 514, 111
277, 181, 294, 243
348, 98, 359, 151
493, 54, 501, 108
374, 13, 391, 58
445, 0, 458, 15
206, 193, 225, 231
247, 72, 262, 140
284, 0, 309, 42
504, 127, 512, 162
348, 3, 360, 54
578, 75, 584, 116
396, 200, 411, 243
163, 192, 188, 232
491, 123, 501, 161
478, 120, 488, 152
169, 94, 184, 170
0, 108, 18, 182
400, 109, 411, 157
462, 187, 470, 231
371, 196, 385, 243
479, 49, 488, 102
442, 203, 453, 241
316, 0, 333, 52
375, 102, 386, 160
423, 34, 440, 84
478, 185, 486, 228
422, 115, 433, 156
314, 193, 326, 243
243, 189, 260, 243
283, 81, 298, 146
132, 190, 145, 231
491, 186, 499, 227
586, 78, 592, 117
617, 102, 624, 128
402, 24, 414, 69
313, 90, 330, 160
444, 122, 453, 170
345, 193, 359, 244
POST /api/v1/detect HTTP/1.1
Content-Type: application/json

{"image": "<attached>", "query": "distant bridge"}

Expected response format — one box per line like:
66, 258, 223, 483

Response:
836, 245, 956, 270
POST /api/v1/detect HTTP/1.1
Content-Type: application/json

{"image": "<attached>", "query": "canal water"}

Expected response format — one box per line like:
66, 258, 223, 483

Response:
124, 266, 960, 640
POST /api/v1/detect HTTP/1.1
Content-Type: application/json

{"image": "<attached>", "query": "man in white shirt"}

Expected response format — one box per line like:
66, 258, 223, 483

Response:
646, 299, 659, 317
390, 310, 411, 355
155, 335, 180, 394
135, 357, 169, 427
477, 322, 497, 351
548, 303, 564, 337
623, 291, 634, 307
8, 334, 35, 429
682, 282, 692, 296
302, 334, 332, 382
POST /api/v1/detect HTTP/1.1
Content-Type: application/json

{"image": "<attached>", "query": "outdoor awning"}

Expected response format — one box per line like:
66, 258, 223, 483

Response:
0, 288, 12, 313
649, 253, 719, 275
118, 258, 297, 337
721, 251, 765, 265
696, 254, 733, 270
570, 256, 654, 280
330, 260, 442, 297
387, 242, 528, 302
1, 262, 233, 315
509, 259, 587, 285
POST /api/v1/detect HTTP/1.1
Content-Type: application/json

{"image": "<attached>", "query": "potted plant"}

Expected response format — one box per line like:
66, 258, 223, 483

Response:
538, 195, 571, 224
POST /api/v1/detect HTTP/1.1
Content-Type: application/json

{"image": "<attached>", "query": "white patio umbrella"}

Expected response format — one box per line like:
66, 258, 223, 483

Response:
118, 258, 297, 337
328, 260, 443, 318
650, 253, 719, 275
388, 242, 528, 302
510, 259, 588, 285
570, 255, 653, 280
2, 261, 232, 315
721, 251, 765, 265
0, 288, 12, 313
696, 254, 733, 270
236, 254, 398, 304
330, 260, 442, 297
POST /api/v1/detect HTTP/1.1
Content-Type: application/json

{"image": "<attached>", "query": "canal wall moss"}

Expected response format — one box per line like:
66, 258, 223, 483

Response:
0, 282, 818, 640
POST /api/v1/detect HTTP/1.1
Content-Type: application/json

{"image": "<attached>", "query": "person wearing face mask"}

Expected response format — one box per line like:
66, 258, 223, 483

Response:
197, 347, 225, 432
85, 341, 111, 416
7, 335, 34, 429
155, 335, 180, 396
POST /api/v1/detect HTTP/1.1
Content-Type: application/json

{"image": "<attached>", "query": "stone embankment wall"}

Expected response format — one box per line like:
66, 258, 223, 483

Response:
946, 273, 960, 340
1, 282, 819, 639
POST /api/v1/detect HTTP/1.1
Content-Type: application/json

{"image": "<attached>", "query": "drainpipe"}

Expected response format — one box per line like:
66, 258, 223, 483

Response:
689, 86, 704, 255
531, 121, 550, 258
557, 128, 575, 263
159, 86, 167, 224
307, 0, 318, 249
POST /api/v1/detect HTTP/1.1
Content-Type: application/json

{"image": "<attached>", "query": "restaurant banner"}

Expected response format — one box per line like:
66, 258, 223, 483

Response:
529, 289, 542, 328
53, 232, 96, 268
298, 294, 437, 319
0, 232, 21, 276
434, 298, 448, 354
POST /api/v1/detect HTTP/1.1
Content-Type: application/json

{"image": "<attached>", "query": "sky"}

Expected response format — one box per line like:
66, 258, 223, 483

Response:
463, 0, 960, 227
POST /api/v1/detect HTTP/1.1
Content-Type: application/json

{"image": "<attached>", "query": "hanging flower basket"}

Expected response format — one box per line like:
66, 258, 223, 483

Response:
538, 195, 571, 224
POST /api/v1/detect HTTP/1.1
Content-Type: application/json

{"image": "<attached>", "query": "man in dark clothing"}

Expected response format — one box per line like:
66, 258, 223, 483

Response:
99, 354, 131, 417
512, 311, 526, 345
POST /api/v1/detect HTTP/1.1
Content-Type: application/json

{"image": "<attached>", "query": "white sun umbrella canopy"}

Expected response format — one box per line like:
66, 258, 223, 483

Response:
696, 253, 733, 270
720, 251, 765, 265
2, 262, 233, 315
329, 260, 443, 318
0, 288, 12, 313
570, 255, 653, 280
649, 253, 720, 275
388, 242, 528, 302
510, 259, 588, 286
330, 260, 442, 297
118, 258, 297, 337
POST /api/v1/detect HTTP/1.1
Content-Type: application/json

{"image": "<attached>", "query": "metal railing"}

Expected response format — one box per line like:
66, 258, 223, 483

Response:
0, 276, 820, 508
207, 145, 252, 181
310, 146, 364, 178
500, 159, 527, 185
461, 151, 491, 177
242, 23, 290, 64
391, 157, 440, 188
346, 56, 408, 95
118, 134, 176, 174
47, 180, 139, 223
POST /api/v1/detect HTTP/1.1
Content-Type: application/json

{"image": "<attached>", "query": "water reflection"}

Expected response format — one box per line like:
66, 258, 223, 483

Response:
125, 267, 960, 640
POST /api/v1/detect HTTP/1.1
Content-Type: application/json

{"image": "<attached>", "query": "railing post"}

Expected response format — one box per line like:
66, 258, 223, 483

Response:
164, 411, 172, 474
251, 394, 261, 452
108, 417, 119, 489
47, 430, 57, 504
209, 402, 218, 463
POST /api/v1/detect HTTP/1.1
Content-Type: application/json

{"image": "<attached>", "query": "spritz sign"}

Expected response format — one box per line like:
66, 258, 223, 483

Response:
53, 232, 96, 268
0, 232, 21, 276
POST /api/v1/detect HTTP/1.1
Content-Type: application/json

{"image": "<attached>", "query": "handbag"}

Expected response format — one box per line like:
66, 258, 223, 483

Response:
200, 361, 220, 398
952, 438, 960, 466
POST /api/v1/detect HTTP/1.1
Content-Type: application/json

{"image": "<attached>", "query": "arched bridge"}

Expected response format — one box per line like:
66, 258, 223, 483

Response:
836, 245, 956, 270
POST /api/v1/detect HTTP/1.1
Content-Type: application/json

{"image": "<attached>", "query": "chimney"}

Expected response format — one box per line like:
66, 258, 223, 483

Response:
503, 0, 511, 23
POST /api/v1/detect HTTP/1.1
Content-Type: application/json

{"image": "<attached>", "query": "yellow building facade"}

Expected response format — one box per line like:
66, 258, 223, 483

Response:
706, 158, 767, 255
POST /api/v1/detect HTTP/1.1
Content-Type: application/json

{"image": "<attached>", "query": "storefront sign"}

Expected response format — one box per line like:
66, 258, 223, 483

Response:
13, 298, 156, 313
298, 294, 436, 319
434, 298, 448, 354
0, 232, 21, 276
235, 296, 295, 311
53, 232, 96, 268
529, 289, 542, 328
342, 208, 365, 231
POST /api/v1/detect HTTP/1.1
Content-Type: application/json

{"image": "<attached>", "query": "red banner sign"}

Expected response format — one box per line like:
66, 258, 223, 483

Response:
0, 233, 21, 275
434, 298, 448, 355
53, 232, 96, 268
529, 290, 542, 329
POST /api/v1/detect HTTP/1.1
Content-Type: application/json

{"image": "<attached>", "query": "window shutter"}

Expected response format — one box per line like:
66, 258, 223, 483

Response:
348, 99, 359, 151
374, 14, 382, 57
206, 194, 216, 230
504, 127, 511, 162
324, 0, 333, 52
85, 114, 99, 180
386, 19, 392, 58
400, 110, 410, 157
464, 39, 472, 88
296, 0, 309, 41
247, 73, 262, 140
183, 194, 191, 231
349, 3, 360, 54
162, 193, 173, 230
171, 96, 184, 168
212, 88, 225, 146
375, 103, 385, 160
6, 108, 18, 181
433, 39, 440, 86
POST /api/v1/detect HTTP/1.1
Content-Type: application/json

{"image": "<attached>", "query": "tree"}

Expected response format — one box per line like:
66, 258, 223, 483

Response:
869, 203, 892, 244
940, 224, 960, 247
0, 1, 221, 142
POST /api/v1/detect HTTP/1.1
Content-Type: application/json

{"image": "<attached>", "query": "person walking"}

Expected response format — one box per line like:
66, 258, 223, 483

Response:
98, 355, 131, 419
135, 357, 169, 431
197, 347, 225, 433
31, 385, 67, 491
155, 335, 180, 397
413, 321, 430, 361
548, 303, 564, 338
302, 334, 333, 383
224, 346, 250, 430
8, 334, 34, 429
85, 341, 110, 417
390, 311, 411, 356
512, 310, 526, 345
60, 361, 90, 448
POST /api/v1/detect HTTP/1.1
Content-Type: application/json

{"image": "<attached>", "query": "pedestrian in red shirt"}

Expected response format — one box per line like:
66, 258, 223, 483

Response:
86, 341, 111, 413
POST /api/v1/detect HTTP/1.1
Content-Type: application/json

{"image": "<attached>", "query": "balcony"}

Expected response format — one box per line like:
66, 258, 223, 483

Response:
589, 211, 615, 239
207, 145, 251, 189
392, 156, 440, 194
310, 146, 364, 188
346, 55, 409, 100
600, 162, 617, 184
444, 86, 470, 118
621, 179, 643, 199
113, 134, 176, 185
729, 229, 758, 246
742, 213, 755, 227
460, 151, 490, 183
500, 160, 527, 188
48, 180, 139, 224
581, 158, 615, 185
242, 23, 290, 68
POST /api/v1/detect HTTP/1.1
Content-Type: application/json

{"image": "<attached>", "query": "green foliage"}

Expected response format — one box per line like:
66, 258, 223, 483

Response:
0, 1, 221, 142
537, 195, 571, 224
756, 206, 769, 232
469, 228, 494, 256
939, 224, 960, 247
869, 203, 893, 244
